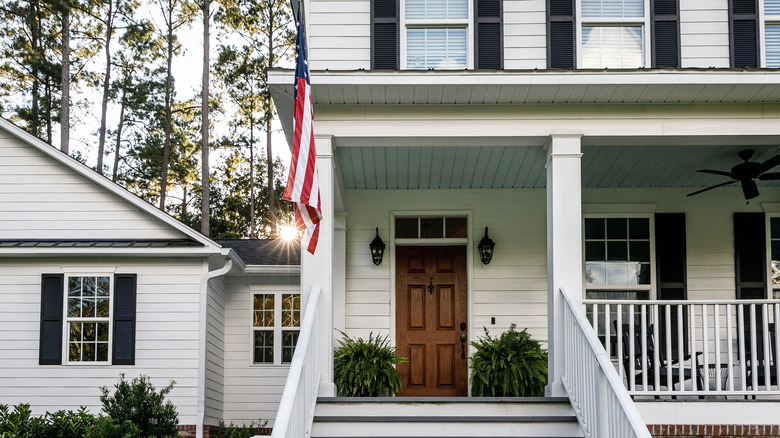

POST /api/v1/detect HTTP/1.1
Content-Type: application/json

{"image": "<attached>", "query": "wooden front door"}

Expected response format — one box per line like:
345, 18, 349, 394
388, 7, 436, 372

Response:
396, 246, 468, 397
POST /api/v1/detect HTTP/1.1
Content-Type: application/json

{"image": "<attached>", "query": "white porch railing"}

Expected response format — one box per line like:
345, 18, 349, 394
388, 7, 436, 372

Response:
560, 287, 652, 438
584, 299, 780, 398
269, 285, 322, 438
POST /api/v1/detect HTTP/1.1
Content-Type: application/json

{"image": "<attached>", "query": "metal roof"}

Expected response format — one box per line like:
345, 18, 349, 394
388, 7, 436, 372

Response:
0, 239, 203, 248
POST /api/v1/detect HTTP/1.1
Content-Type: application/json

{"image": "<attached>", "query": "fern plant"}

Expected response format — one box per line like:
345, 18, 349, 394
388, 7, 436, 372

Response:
333, 331, 407, 397
469, 324, 548, 397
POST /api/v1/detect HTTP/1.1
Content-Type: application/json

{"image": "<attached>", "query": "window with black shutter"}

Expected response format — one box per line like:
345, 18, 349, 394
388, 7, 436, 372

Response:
38, 273, 136, 365
730, 0, 760, 68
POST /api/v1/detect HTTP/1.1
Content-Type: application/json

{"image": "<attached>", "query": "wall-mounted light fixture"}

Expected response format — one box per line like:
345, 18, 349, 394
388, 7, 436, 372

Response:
369, 228, 386, 265
478, 227, 495, 265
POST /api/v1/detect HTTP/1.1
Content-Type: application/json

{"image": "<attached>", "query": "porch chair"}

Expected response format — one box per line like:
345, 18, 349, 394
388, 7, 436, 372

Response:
744, 323, 778, 393
614, 321, 696, 397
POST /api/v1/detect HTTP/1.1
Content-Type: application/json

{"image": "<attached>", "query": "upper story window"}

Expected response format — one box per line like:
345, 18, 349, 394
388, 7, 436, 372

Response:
405, 0, 469, 69
765, 0, 780, 66
548, 0, 679, 69
371, 0, 502, 70
581, 0, 647, 68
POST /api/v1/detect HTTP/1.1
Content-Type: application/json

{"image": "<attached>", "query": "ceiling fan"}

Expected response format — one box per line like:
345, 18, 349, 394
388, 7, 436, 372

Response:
687, 150, 780, 200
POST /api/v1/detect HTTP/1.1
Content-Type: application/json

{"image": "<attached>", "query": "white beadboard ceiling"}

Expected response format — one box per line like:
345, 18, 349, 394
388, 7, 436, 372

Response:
338, 144, 780, 190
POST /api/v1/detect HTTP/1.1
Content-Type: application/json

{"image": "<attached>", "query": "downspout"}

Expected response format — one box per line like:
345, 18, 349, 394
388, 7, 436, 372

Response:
196, 248, 236, 438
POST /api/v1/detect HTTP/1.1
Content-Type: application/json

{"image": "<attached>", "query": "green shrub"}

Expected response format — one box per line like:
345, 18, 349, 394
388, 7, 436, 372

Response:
40, 407, 95, 438
99, 374, 178, 438
213, 420, 268, 438
0, 403, 45, 437
333, 331, 407, 397
90, 416, 142, 438
469, 324, 548, 397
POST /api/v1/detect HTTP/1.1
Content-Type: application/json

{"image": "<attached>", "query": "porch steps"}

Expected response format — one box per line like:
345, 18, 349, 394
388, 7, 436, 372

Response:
310, 397, 584, 437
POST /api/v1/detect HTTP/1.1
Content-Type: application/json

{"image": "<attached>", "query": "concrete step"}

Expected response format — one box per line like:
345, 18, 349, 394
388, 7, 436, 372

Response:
310, 397, 584, 437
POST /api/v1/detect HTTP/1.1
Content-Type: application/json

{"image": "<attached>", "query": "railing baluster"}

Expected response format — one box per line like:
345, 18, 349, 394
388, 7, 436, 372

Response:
664, 304, 672, 392
605, 303, 612, 359
652, 305, 660, 392
689, 304, 698, 392
629, 305, 636, 392
702, 304, 709, 391
714, 304, 721, 390
617, 304, 624, 381
641, 306, 648, 392
677, 304, 684, 394
726, 304, 734, 392
750, 304, 758, 392
738, 305, 746, 392
762, 304, 770, 391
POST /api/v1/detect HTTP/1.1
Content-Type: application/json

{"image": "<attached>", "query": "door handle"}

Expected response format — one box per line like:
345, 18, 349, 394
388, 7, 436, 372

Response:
460, 333, 467, 359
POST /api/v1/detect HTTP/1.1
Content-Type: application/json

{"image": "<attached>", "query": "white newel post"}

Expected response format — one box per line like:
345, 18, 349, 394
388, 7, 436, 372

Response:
545, 134, 583, 398
302, 135, 337, 397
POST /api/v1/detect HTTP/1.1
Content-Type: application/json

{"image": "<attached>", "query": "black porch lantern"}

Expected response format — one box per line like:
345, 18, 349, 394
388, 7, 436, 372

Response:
478, 227, 495, 265
369, 228, 386, 266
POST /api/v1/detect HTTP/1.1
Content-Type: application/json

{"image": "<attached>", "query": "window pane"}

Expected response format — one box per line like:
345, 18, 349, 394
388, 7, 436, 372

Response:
606, 218, 627, 239
445, 217, 468, 238
396, 218, 418, 238
82, 296, 96, 318
254, 331, 274, 364
582, 0, 644, 18
766, 25, 780, 68
607, 241, 628, 261
83, 277, 96, 296
68, 298, 81, 318
582, 26, 644, 68
586, 262, 606, 285
628, 218, 649, 239
282, 331, 300, 364
585, 218, 605, 239
766, 0, 780, 15
585, 241, 606, 262
253, 294, 274, 327
69, 277, 81, 297
407, 28, 467, 69
282, 294, 301, 327
420, 217, 444, 238
97, 343, 109, 362
406, 0, 467, 19
97, 277, 110, 296
96, 298, 110, 318
629, 241, 650, 263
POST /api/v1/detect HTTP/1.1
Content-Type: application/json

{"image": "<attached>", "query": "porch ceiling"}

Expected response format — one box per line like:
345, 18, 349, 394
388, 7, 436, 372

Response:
337, 144, 780, 190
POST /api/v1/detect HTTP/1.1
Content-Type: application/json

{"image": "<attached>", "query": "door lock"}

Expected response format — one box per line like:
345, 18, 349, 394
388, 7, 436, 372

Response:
460, 333, 467, 359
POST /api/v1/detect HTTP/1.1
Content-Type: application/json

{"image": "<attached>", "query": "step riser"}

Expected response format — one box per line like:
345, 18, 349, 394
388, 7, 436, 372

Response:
312, 421, 583, 437
314, 402, 575, 417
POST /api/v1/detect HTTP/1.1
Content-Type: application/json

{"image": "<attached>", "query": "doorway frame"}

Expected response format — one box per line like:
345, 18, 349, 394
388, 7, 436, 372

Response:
388, 210, 475, 395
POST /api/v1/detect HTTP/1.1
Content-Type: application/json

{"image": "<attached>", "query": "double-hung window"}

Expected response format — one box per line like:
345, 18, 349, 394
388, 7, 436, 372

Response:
404, 0, 470, 69
581, 0, 648, 68
765, 0, 780, 67
584, 216, 653, 300
548, 0, 679, 68
371, 0, 502, 69
67, 276, 111, 363
252, 293, 301, 364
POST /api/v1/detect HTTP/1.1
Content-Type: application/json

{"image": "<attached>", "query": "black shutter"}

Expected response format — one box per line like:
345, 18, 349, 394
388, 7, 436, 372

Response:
730, 0, 759, 68
655, 213, 688, 358
651, 0, 680, 67
547, 0, 575, 69
475, 0, 503, 69
39, 274, 64, 365
372, 0, 399, 70
113, 274, 137, 365
735, 212, 767, 300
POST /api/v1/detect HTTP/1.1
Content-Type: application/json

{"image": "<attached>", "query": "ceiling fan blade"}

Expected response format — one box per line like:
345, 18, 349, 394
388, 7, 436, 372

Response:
697, 169, 733, 178
758, 172, 780, 180
755, 154, 780, 175
687, 181, 735, 197
742, 179, 760, 200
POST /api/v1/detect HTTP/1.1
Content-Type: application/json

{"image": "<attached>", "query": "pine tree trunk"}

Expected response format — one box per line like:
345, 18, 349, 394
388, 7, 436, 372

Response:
29, 0, 41, 138
200, 0, 210, 235
112, 92, 126, 182
97, 1, 114, 174
60, 2, 70, 153
249, 113, 256, 238
265, 14, 277, 236
159, 2, 174, 210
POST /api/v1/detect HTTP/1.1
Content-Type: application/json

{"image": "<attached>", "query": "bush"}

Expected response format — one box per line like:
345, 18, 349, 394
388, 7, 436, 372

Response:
333, 331, 407, 397
99, 374, 178, 438
0, 403, 45, 437
213, 420, 268, 438
469, 324, 548, 397
90, 416, 142, 438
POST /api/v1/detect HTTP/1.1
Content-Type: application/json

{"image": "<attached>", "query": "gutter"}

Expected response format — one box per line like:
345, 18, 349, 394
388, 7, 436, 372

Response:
196, 248, 237, 438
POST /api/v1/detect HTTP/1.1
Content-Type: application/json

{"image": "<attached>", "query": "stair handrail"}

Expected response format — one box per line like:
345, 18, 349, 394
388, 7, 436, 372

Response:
560, 286, 651, 438
269, 284, 322, 438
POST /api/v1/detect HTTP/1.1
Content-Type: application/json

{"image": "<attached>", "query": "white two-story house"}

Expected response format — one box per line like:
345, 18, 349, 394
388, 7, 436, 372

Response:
265, 0, 780, 436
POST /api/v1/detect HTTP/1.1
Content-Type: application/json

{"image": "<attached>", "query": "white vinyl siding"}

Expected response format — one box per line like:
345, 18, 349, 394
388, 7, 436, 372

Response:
222, 278, 300, 428
679, 0, 731, 67
205, 276, 227, 426
0, 257, 205, 423
502, 0, 546, 69
307, 0, 371, 70
0, 129, 187, 240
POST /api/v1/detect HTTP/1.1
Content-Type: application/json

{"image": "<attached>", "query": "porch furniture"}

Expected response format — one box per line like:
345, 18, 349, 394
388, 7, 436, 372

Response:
744, 323, 778, 391
697, 363, 732, 398
615, 322, 696, 395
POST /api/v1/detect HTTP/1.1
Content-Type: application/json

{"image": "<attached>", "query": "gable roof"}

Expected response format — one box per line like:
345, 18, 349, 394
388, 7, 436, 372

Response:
0, 117, 222, 253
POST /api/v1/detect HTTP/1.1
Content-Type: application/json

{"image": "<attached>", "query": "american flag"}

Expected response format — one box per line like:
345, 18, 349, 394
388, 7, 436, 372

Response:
282, 8, 321, 254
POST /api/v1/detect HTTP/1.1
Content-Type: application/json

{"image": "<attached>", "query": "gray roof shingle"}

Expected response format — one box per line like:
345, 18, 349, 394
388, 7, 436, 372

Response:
216, 239, 301, 266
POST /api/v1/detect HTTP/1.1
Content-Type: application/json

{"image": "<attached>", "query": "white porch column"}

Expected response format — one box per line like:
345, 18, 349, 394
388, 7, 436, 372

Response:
302, 135, 337, 397
333, 213, 347, 334
545, 134, 583, 398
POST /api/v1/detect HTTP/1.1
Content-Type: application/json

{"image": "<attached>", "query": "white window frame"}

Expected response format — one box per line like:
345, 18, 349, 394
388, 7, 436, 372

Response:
576, 0, 651, 68
399, 0, 475, 69
582, 213, 656, 300
251, 290, 302, 366
63, 274, 113, 365
760, 0, 780, 67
